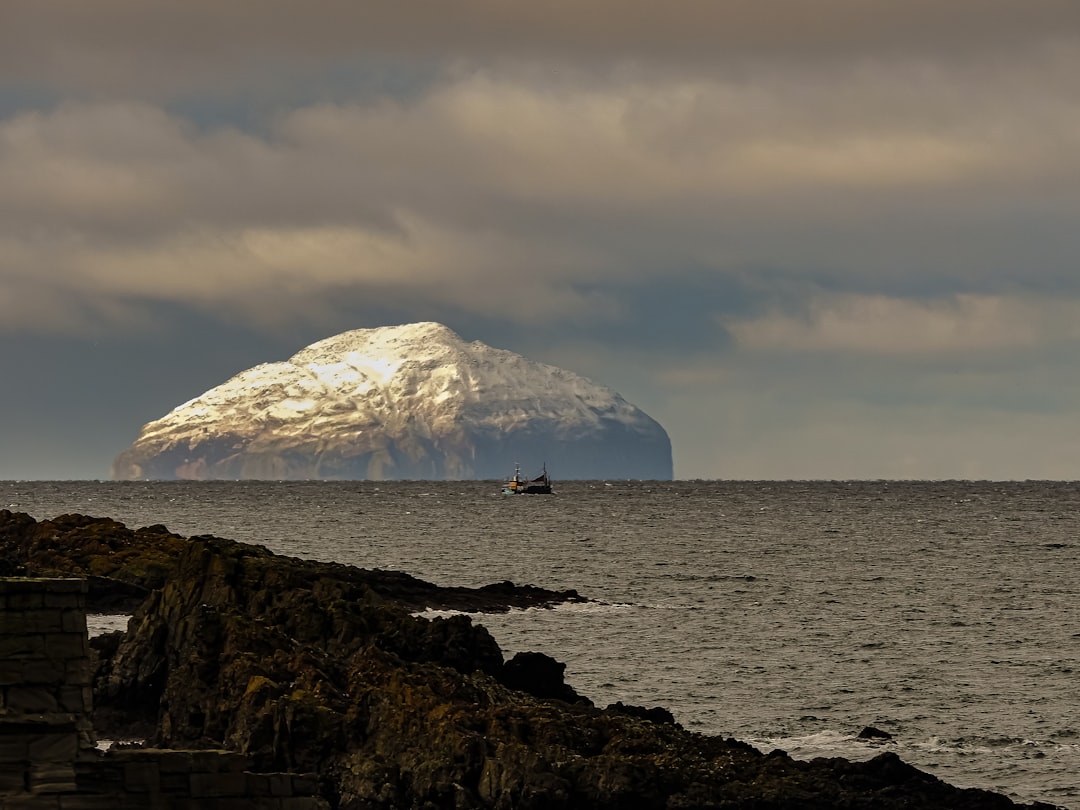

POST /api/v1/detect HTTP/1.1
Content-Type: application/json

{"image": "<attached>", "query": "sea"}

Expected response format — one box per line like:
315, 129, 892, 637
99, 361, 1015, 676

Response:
3, 479, 1077, 808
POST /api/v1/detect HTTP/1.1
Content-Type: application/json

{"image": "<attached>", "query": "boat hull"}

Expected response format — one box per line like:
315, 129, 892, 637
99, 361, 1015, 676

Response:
502, 464, 553, 494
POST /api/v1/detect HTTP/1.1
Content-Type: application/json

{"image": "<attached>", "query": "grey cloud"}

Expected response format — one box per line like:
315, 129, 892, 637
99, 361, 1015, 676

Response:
3, 49, 1080, 336
2, 1, 1078, 96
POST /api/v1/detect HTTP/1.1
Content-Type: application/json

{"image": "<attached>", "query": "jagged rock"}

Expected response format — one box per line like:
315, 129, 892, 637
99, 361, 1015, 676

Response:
501, 651, 588, 704
111, 322, 673, 481
0, 511, 1055, 809
604, 701, 678, 726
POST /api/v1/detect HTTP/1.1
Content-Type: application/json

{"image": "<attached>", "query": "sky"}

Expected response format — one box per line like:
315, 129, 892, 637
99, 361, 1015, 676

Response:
2, 1, 1080, 480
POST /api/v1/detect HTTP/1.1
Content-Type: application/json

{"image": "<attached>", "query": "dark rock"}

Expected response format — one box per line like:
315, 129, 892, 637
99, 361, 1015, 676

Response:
474, 580, 586, 611
858, 725, 894, 741
501, 651, 590, 704
605, 701, 678, 726
0, 510, 1054, 809
0, 509, 585, 614
86, 575, 151, 611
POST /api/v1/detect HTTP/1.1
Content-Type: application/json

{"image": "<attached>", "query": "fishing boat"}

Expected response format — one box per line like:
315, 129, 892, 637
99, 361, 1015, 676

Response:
502, 463, 553, 495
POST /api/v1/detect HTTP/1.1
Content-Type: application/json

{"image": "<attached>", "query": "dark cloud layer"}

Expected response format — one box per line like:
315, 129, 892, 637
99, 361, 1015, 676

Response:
4, 1, 1079, 95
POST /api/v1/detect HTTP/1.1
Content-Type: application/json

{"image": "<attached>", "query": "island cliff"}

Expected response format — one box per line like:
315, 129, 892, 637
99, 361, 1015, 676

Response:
0, 510, 1054, 809
112, 322, 673, 481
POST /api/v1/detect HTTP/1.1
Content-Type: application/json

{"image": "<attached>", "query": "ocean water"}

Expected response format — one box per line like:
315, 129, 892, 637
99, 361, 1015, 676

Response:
3, 479, 1078, 808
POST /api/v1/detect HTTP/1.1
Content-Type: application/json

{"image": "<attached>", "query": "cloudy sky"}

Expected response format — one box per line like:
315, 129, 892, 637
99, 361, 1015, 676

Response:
3, 1, 1080, 480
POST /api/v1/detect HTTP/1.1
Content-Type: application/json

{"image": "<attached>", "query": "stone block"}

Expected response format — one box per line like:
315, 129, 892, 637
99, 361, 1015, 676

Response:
61, 611, 87, 635
44, 633, 88, 661
0, 735, 30, 761
27, 732, 80, 762
0, 578, 34, 594
0, 659, 26, 686
153, 750, 194, 773
0, 611, 30, 635
0, 715, 76, 736
0, 635, 45, 659
244, 773, 272, 796
4, 686, 60, 713
280, 798, 330, 810
2, 796, 62, 810
64, 660, 91, 687
43, 591, 84, 610
56, 686, 90, 714
7, 591, 45, 611
59, 797, 127, 810
123, 760, 161, 792
170, 801, 221, 810
72, 761, 124, 794
289, 774, 319, 795
19, 609, 67, 634
222, 753, 252, 773
190, 750, 249, 773
160, 770, 192, 795
44, 580, 87, 596
190, 771, 247, 797
28, 762, 77, 793
215, 799, 266, 810
0, 767, 27, 791
267, 773, 293, 796
22, 659, 65, 686
43, 593, 82, 609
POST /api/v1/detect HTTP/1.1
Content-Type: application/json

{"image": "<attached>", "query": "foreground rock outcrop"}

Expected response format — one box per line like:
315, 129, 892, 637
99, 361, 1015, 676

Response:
112, 322, 673, 481
0, 576, 330, 809
0, 510, 1055, 809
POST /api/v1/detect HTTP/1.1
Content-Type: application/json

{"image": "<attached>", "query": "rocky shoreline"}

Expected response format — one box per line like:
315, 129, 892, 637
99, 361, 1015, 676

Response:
0, 510, 1059, 809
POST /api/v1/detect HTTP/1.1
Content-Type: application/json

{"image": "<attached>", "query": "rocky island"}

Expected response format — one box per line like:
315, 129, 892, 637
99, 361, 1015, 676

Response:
112, 322, 673, 482
0, 510, 1055, 809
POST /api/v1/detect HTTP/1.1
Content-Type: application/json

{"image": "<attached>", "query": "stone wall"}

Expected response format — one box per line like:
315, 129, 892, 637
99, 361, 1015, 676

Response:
0, 578, 329, 810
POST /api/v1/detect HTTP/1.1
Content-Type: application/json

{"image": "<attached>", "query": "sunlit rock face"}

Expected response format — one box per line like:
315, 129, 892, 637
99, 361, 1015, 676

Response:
112, 322, 673, 481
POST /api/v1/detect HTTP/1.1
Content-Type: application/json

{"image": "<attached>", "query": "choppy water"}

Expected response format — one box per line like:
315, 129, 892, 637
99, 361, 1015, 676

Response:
4, 479, 1078, 807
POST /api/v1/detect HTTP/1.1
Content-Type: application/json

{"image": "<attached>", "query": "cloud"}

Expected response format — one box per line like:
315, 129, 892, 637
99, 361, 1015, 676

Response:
3, 1, 1078, 97
2, 57, 1080, 343
726, 294, 1080, 356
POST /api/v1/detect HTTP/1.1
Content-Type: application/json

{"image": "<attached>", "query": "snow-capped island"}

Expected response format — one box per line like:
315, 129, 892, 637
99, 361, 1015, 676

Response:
112, 322, 673, 481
